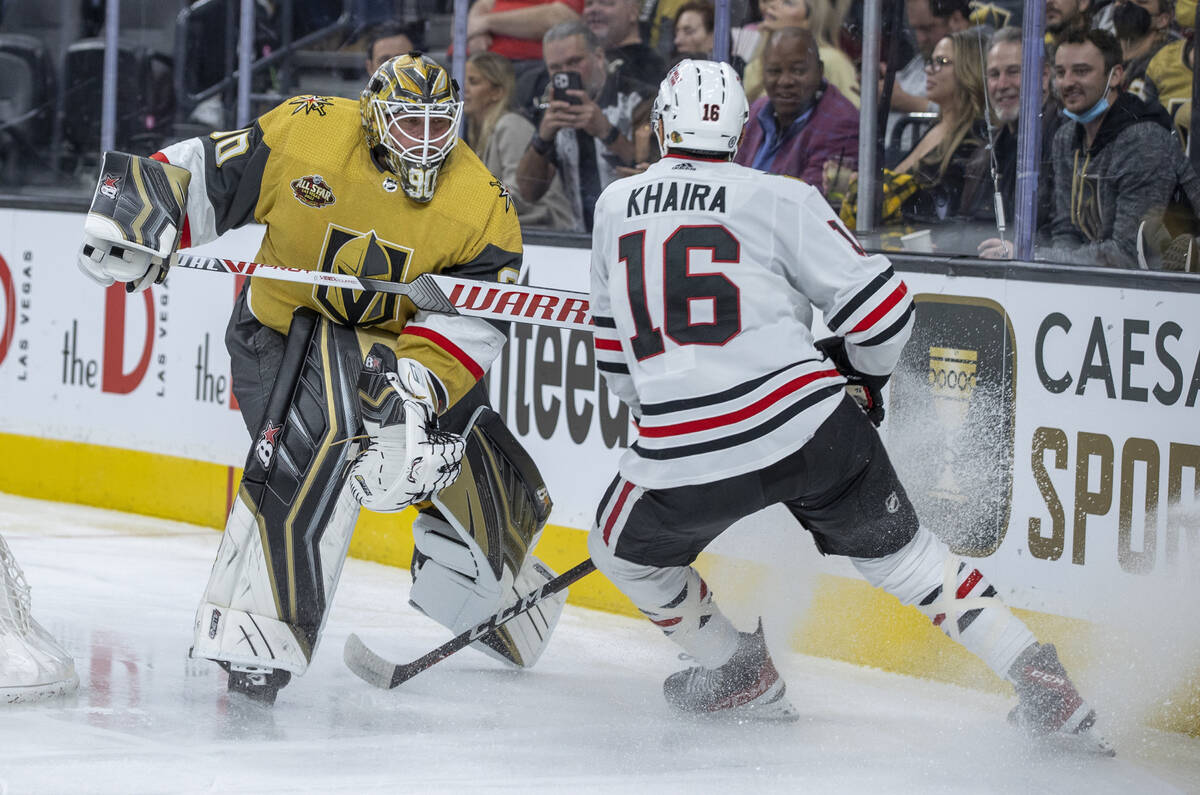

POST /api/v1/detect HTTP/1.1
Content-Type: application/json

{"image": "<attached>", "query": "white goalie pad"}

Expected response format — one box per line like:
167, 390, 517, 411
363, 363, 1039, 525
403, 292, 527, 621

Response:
190, 479, 361, 676
192, 603, 310, 675
409, 512, 565, 668
405, 406, 561, 667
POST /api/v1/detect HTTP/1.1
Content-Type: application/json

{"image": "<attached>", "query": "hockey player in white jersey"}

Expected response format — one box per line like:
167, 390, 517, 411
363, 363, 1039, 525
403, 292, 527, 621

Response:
586, 59, 1111, 753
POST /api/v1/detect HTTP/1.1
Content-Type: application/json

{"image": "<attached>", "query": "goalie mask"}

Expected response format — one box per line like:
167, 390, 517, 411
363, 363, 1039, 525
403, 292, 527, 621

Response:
652, 59, 748, 158
361, 53, 463, 202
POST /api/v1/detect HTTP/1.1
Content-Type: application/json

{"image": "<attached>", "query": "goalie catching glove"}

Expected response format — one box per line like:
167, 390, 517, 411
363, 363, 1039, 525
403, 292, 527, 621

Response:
349, 345, 464, 512
814, 335, 888, 427
77, 151, 190, 293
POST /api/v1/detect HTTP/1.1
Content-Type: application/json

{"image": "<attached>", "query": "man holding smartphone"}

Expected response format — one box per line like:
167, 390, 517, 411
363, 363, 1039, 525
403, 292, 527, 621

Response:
517, 21, 651, 232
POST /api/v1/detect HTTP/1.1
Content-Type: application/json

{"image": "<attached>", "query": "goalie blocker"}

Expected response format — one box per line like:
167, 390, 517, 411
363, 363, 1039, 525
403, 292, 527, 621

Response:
191, 309, 563, 703
77, 151, 190, 293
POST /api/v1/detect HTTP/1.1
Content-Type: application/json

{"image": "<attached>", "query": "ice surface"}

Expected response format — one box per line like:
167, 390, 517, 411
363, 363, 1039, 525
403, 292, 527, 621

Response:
1, 493, 1197, 794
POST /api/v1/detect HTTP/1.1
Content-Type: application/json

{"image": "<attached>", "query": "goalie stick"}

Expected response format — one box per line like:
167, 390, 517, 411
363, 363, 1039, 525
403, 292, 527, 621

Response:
172, 253, 595, 333
344, 559, 596, 689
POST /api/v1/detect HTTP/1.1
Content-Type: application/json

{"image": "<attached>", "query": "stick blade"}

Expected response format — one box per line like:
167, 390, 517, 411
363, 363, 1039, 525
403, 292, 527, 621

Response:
344, 633, 400, 690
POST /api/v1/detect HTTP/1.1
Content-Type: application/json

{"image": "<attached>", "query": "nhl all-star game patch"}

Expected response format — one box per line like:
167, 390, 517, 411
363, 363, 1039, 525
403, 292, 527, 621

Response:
291, 175, 336, 208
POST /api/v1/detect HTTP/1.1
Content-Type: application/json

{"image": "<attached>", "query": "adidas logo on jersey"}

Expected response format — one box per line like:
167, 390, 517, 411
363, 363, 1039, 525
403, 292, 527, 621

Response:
672, 162, 696, 170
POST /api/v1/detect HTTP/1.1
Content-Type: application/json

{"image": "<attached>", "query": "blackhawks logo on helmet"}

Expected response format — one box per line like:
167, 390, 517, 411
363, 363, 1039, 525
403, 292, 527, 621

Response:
360, 53, 463, 203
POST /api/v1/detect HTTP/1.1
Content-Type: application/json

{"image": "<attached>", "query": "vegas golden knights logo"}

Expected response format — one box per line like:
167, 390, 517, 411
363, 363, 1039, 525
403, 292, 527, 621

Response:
888, 295, 1015, 556
315, 224, 412, 325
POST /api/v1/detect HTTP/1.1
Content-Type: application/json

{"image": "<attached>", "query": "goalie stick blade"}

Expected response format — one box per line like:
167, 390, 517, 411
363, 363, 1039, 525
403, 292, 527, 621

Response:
343, 633, 411, 690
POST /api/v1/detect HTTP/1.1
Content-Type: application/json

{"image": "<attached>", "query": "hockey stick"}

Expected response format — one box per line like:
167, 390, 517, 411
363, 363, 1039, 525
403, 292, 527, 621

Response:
344, 558, 597, 689
172, 253, 595, 333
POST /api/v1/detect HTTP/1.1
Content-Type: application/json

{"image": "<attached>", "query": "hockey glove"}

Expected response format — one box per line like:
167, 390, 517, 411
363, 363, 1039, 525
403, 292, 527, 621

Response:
814, 335, 888, 427
77, 151, 191, 293
349, 348, 464, 512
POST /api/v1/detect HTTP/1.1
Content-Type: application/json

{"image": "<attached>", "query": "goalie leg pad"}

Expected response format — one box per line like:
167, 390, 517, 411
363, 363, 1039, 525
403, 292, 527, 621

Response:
851, 526, 1036, 678
192, 603, 310, 675
409, 528, 566, 668
408, 407, 562, 668
193, 308, 365, 675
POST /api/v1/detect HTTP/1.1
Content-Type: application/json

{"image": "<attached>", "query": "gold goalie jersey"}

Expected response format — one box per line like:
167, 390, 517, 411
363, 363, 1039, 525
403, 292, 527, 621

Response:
152, 94, 522, 406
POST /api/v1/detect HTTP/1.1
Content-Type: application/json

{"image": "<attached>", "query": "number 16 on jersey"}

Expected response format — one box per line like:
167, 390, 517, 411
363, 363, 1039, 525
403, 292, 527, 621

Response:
617, 224, 743, 361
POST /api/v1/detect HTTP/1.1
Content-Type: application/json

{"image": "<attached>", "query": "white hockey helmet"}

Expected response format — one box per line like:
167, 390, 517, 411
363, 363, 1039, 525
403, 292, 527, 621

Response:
652, 59, 748, 158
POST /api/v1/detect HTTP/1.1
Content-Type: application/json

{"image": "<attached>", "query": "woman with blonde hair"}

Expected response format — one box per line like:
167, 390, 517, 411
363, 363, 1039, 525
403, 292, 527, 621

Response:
894, 29, 986, 186
834, 28, 988, 227
463, 52, 573, 230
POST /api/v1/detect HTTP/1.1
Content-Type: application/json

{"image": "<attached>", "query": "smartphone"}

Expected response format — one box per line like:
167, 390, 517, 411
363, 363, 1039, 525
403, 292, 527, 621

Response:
551, 71, 584, 105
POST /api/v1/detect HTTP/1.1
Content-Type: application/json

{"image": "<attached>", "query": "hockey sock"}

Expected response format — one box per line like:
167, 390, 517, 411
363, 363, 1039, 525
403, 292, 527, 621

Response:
590, 549, 739, 668
639, 567, 741, 668
851, 526, 1035, 679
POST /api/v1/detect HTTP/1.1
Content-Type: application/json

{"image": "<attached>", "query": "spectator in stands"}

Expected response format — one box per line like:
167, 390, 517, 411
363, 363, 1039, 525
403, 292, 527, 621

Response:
516, 21, 648, 231
364, 21, 426, 74
838, 29, 988, 227
464, 52, 575, 229
888, 0, 973, 113
468, 0, 584, 77
655, 1, 748, 77
1113, 0, 1180, 96
667, 0, 750, 74
744, 0, 859, 107
614, 91, 661, 177
974, 28, 1063, 256
673, 1, 716, 56
893, 29, 988, 217
1040, 28, 1198, 266
585, 0, 667, 85
644, 0, 739, 56
734, 27, 858, 194
1143, 2, 1194, 135
1046, 0, 1094, 44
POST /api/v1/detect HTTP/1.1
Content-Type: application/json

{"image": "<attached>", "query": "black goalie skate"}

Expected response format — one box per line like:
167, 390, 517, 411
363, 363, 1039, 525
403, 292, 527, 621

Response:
1008, 643, 1114, 756
663, 619, 799, 721
219, 661, 292, 706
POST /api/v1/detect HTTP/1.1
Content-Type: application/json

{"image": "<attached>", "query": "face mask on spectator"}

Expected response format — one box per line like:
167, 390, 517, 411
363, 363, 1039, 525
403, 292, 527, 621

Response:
1112, 2, 1154, 41
1062, 67, 1116, 124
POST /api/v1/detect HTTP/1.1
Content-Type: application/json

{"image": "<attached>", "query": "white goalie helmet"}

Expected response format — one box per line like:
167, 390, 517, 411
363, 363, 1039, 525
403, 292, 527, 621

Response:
652, 59, 748, 157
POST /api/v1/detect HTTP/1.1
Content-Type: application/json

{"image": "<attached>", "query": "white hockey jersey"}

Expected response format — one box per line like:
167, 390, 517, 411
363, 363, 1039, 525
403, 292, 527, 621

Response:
589, 155, 915, 489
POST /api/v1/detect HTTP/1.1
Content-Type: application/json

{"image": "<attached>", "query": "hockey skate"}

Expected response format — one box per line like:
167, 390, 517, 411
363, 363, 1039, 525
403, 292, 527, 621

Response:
1008, 643, 1114, 756
219, 661, 292, 706
663, 619, 798, 721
